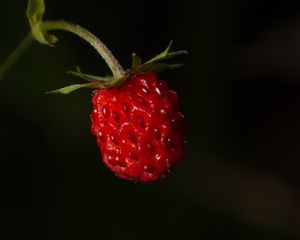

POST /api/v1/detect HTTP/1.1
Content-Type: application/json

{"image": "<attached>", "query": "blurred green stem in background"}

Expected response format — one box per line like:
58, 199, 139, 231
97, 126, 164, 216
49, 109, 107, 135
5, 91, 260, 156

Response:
0, 33, 34, 81
0, 20, 126, 83
0, 0, 125, 83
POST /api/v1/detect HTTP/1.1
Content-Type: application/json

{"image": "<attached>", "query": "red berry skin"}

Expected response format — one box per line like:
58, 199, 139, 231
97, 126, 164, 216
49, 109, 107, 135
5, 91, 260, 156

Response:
91, 73, 184, 182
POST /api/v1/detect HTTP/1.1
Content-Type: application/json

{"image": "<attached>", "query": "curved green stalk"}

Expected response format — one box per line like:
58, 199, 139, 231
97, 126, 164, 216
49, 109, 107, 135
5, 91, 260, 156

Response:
41, 20, 125, 79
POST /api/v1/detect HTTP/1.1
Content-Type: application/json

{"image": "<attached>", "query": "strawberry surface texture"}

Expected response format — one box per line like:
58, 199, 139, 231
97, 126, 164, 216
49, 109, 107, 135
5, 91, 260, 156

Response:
91, 72, 184, 182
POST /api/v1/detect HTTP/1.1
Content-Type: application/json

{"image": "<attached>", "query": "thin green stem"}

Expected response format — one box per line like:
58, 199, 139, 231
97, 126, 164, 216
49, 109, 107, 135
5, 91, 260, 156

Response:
41, 20, 125, 79
0, 33, 34, 81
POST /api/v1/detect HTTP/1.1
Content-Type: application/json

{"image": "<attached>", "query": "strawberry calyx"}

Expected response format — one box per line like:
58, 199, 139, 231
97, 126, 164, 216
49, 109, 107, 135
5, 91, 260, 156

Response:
47, 40, 187, 94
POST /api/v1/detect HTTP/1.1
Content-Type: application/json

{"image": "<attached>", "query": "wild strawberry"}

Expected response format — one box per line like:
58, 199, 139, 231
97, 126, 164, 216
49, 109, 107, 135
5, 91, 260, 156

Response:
49, 41, 187, 182
90, 72, 184, 182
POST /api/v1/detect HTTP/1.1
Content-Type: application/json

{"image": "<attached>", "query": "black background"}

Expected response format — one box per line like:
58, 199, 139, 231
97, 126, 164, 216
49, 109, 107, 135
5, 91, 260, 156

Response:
0, 0, 300, 239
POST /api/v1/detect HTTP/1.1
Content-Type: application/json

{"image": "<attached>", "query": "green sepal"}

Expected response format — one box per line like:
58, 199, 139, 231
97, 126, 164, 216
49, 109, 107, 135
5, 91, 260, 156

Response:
46, 82, 102, 94
145, 40, 187, 64
67, 66, 113, 82
131, 53, 142, 69
127, 40, 188, 75
147, 63, 186, 72
47, 41, 187, 94
26, 0, 57, 46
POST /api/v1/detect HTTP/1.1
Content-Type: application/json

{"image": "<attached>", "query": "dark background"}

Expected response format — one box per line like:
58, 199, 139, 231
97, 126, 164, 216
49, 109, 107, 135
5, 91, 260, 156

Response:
0, 0, 300, 239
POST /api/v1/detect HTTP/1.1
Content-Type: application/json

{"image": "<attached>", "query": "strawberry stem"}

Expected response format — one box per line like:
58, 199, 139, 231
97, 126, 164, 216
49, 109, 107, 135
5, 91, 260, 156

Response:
41, 20, 125, 79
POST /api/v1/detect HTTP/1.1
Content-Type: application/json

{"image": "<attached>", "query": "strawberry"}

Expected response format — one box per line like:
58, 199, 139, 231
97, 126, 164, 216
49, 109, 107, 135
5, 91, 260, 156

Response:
49, 41, 187, 182
90, 72, 184, 182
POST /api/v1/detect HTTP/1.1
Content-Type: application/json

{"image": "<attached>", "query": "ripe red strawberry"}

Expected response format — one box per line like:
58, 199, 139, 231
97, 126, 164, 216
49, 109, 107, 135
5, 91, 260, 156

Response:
90, 72, 184, 182
48, 40, 187, 182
